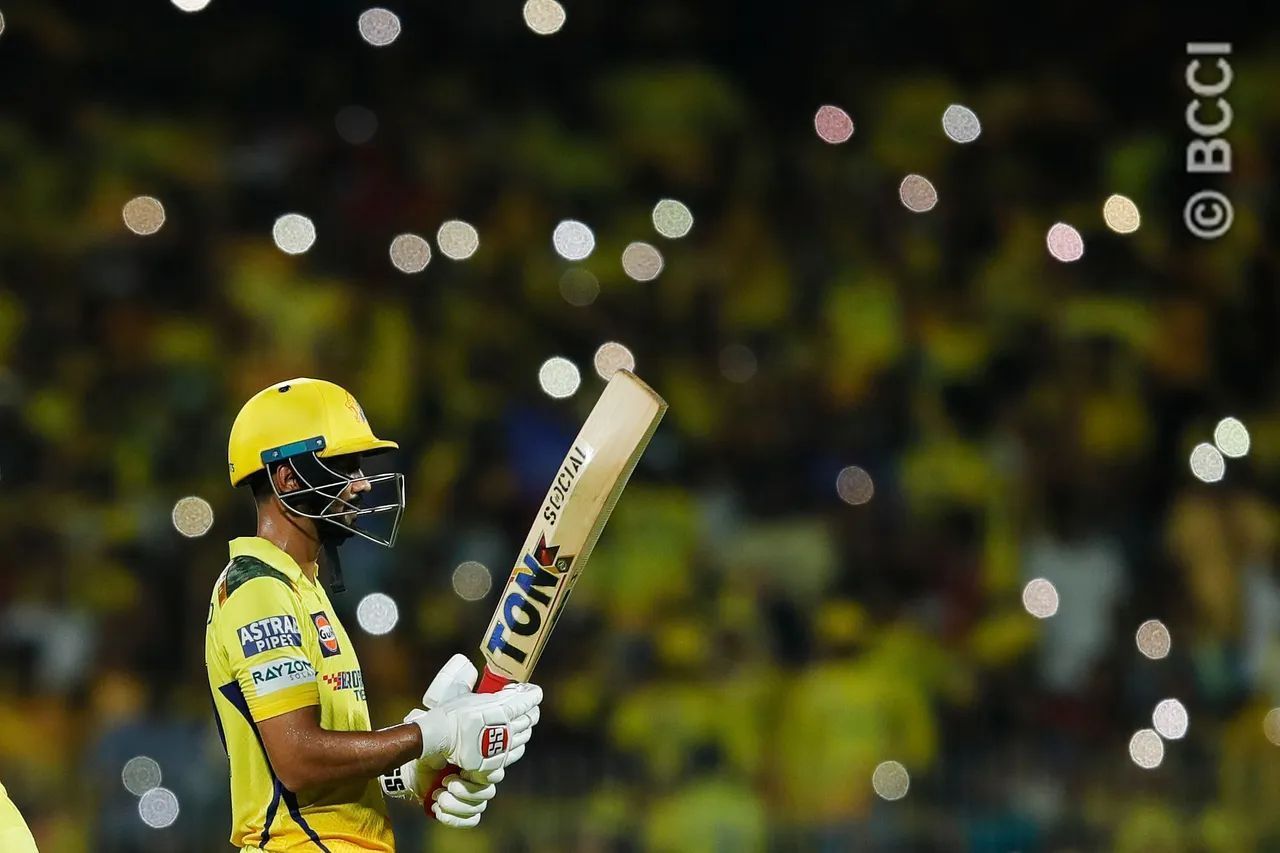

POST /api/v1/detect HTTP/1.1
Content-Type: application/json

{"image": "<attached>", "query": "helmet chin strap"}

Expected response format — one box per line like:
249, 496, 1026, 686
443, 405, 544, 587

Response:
318, 516, 356, 594
323, 538, 346, 594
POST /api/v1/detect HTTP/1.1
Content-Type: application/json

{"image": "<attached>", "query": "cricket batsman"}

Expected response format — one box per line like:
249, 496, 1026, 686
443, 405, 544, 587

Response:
206, 377, 544, 851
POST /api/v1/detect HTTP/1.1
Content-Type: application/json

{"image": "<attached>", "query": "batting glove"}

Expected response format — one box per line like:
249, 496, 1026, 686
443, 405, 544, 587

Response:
380, 653, 478, 802
414, 682, 542, 773
427, 766, 504, 828
380, 654, 542, 804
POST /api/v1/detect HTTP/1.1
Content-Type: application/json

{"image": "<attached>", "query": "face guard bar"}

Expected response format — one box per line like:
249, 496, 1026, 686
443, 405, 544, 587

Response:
262, 438, 405, 549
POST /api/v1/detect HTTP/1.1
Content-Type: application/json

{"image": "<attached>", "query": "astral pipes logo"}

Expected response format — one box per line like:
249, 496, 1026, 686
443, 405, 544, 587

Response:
1184, 42, 1234, 239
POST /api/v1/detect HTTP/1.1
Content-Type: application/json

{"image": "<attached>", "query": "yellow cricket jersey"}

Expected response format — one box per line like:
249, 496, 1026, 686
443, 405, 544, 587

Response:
0, 781, 38, 853
206, 536, 395, 852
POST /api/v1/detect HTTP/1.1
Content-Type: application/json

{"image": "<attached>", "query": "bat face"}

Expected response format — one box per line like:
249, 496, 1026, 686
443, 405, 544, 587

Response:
480, 371, 666, 683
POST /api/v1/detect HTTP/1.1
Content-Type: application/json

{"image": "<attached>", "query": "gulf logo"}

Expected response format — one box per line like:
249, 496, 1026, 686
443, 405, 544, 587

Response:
311, 611, 341, 658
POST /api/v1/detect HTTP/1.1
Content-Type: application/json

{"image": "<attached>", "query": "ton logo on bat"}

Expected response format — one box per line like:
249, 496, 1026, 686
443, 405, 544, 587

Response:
485, 537, 575, 667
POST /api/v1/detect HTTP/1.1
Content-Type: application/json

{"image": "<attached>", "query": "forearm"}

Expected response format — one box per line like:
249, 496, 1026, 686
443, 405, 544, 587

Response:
281, 722, 422, 791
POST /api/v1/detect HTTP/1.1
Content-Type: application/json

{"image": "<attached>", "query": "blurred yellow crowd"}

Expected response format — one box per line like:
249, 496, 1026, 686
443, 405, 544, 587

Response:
2, 3, 1280, 851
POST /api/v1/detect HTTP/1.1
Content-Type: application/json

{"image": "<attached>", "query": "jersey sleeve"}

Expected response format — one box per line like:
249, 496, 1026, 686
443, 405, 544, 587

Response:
215, 575, 320, 721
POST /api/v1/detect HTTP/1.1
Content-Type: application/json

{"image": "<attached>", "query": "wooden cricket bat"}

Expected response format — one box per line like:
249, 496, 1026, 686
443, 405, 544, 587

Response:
426, 370, 666, 812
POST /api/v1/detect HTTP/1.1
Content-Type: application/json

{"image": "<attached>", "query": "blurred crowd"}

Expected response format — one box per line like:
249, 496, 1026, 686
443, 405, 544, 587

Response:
2, 2, 1280, 851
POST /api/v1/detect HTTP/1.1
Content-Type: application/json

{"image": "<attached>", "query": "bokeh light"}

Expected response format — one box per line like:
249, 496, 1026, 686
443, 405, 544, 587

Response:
621, 242, 663, 281
593, 342, 635, 380
1128, 729, 1164, 769
522, 0, 566, 35
1046, 223, 1084, 262
122, 756, 162, 796
1152, 699, 1188, 740
138, 787, 180, 829
171, 496, 214, 538
539, 356, 581, 399
1136, 619, 1171, 660
552, 220, 596, 261
1213, 416, 1250, 458
814, 105, 854, 144
899, 175, 937, 213
719, 344, 757, 383
1103, 194, 1141, 234
335, 105, 378, 144
941, 104, 981, 143
835, 466, 874, 505
1189, 442, 1225, 483
871, 761, 910, 800
1021, 578, 1060, 619
389, 234, 431, 273
272, 213, 316, 255
652, 199, 694, 239
358, 8, 401, 46
437, 220, 479, 260
356, 593, 400, 635
122, 196, 166, 236
1264, 708, 1280, 746
452, 561, 492, 602
559, 268, 599, 306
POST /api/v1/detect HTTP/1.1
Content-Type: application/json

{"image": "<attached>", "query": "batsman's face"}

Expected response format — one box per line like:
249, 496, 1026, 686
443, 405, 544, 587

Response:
326, 455, 371, 522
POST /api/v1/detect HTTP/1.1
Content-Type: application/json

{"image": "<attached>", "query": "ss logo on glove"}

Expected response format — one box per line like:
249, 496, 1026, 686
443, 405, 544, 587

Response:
481, 725, 509, 759
382, 767, 407, 793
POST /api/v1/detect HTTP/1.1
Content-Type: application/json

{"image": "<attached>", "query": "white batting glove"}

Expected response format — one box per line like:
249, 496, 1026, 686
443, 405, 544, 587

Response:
380, 654, 478, 801
413, 682, 543, 773
428, 766, 504, 828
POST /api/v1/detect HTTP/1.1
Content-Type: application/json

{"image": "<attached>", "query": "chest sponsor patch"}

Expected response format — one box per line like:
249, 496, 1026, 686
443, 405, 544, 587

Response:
238, 615, 302, 658
320, 669, 366, 701
249, 658, 316, 698
311, 611, 341, 658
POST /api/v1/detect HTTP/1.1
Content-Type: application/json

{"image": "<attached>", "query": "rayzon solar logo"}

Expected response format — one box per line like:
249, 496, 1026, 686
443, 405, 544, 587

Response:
249, 658, 316, 698
1184, 42, 1234, 239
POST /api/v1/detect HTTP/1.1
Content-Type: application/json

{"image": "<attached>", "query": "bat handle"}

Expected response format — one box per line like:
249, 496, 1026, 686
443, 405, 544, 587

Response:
423, 665, 512, 819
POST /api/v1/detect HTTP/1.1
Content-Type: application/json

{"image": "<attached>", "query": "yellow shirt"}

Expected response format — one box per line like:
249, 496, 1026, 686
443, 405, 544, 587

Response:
205, 536, 394, 852
0, 781, 38, 853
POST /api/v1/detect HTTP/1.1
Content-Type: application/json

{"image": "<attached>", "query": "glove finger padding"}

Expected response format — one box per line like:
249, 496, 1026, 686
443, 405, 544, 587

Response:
440, 774, 498, 803
497, 683, 543, 717
509, 707, 540, 735
460, 765, 505, 786
432, 803, 483, 829
507, 723, 534, 755
500, 743, 525, 768
433, 790, 490, 817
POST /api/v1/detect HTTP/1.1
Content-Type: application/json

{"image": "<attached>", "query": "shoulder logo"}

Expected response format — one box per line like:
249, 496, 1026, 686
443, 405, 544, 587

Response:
249, 658, 316, 697
311, 611, 341, 657
238, 615, 302, 658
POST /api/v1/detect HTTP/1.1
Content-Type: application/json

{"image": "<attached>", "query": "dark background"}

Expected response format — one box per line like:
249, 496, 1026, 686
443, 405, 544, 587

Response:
1, 1, 1279, 850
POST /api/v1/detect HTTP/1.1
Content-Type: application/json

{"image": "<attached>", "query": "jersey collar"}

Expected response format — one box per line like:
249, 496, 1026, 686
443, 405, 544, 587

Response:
228, 536, 312, 585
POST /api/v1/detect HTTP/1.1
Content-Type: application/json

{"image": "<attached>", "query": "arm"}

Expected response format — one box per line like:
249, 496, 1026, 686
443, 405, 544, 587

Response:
260, 657, 542, 794
258, 706, 423, 792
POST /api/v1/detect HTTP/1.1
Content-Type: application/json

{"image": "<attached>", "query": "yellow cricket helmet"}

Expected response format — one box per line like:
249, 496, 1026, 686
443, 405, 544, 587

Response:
228, 378, 397, 487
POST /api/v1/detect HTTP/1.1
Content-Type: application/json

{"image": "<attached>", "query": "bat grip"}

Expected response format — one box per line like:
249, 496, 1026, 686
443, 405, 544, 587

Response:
423, 665, 512, 819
